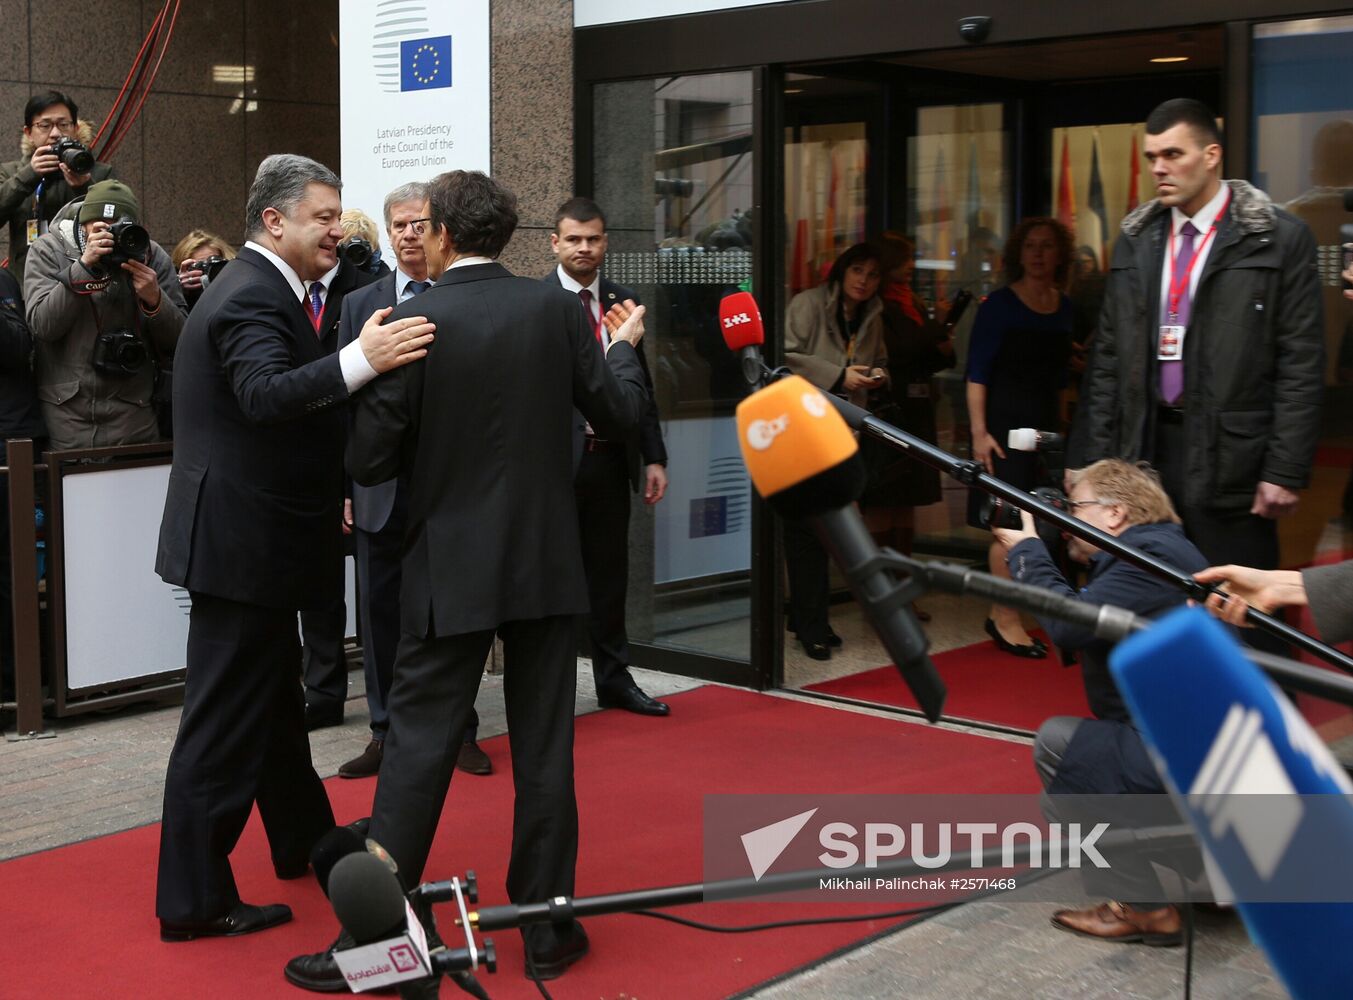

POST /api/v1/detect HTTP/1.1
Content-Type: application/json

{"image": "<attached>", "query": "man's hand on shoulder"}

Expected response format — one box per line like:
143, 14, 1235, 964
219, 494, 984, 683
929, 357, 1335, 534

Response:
1251, 481, 1300, 519
603, 300, 645, 350
358, 305, 436, 374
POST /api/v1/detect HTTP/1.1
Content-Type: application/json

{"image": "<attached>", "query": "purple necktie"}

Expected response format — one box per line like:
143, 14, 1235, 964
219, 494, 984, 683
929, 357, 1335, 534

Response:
1159, 221, 1198, 406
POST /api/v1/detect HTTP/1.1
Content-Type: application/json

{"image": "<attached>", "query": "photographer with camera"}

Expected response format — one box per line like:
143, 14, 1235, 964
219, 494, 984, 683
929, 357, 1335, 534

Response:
991, 458, 1209, 943
172, 229, 235, 312
23, 179, 184, 450
0, 91, 115, 284
338, 208, 390, 279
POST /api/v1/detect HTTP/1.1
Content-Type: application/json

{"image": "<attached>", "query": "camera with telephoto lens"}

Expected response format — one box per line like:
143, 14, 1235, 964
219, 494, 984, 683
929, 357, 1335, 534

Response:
104, 219, 150, 266
92, 327, 148, 377
185, 255, 230, 285
49, 137, 94, 174
339, 237, 379, 272
979, 486, 1069, 550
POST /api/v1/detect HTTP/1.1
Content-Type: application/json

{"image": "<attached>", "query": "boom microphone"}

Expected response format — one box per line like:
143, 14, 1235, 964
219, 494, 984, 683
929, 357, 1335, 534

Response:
737, 375, 945, 720
719, 290, 771, 389
1006, 428, 1064, 453
310, 823, 370, 898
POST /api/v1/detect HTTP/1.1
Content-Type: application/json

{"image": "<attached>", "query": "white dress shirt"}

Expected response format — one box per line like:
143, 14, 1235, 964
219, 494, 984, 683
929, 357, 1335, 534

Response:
1157, 181, 1231, 316
244, 241, 377, 393
556, 263, 608, 347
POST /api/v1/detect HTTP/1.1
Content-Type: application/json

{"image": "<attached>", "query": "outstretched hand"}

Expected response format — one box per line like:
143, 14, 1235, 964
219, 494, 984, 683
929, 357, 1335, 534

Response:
358, 306, 436, 374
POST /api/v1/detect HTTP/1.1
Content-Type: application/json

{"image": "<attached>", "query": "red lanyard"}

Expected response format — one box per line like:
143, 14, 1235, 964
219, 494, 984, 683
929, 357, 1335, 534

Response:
1166, 191, 1228, 321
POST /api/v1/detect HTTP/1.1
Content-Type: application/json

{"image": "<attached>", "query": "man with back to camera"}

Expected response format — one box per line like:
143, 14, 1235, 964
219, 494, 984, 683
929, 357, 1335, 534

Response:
546, 196, 671, 716
1071, 98, 1323, 586
330, 180, 493, 780
153, 153, 435, 942
0, 91, 115, 284
992, 459, 1210, 945
24, 178, 184, 450
284, 170, 650, 990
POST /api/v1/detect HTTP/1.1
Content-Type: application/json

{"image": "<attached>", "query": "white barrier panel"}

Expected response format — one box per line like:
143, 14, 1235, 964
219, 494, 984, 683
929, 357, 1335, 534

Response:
62, 464, 357, 690
339, 0, 491, 264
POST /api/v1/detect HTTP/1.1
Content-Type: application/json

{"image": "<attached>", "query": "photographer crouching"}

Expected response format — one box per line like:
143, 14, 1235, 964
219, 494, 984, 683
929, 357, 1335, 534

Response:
24, 179, 184, 450
991, 459, 1209, 944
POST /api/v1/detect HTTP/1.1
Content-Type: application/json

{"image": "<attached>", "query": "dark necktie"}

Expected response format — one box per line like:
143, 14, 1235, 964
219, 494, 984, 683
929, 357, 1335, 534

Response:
408, 280, 430, 298
577, 288, 602, 343
306, 281, 324, 334
1159, 221, 1198, 406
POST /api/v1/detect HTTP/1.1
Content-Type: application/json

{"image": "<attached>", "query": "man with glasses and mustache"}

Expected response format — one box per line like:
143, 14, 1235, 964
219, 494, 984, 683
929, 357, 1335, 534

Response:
990, 458, 1209, 945
0, 91, 115, 282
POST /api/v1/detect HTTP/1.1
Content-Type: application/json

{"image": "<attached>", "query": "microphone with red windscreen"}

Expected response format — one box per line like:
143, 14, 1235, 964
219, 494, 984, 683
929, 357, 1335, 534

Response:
719, 290, 771, 389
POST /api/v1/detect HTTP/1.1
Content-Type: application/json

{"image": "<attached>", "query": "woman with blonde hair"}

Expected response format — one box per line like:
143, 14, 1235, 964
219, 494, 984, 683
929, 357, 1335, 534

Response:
172, 229, 235, 310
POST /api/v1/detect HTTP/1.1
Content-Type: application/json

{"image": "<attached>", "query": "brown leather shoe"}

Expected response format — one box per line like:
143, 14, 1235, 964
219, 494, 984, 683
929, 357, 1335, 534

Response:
337, 738, 383, 779
1051, 901, 1182, 946
457, 739, 493, 775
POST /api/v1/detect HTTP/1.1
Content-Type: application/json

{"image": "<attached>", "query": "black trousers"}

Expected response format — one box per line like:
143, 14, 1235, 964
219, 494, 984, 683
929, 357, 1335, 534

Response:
156, 593, 335, 922
1153, 415, 1284, 655
355, 502, 479, 742
301, 593, 348, 708
782, 516, 831, 644
575, 447, 635, 695
368, 615, 578, 933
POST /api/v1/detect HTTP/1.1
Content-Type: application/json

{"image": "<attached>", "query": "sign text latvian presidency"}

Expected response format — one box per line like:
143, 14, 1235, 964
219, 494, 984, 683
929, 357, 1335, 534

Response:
339, 0, 490, 261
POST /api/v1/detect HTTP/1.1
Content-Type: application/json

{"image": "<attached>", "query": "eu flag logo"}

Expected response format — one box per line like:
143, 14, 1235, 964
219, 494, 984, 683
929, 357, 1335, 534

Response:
400, 35, 452, 92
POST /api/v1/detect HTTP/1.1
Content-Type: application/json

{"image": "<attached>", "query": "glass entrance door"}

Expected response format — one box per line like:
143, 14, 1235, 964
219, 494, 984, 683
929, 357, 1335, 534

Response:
591, 71, 756, 677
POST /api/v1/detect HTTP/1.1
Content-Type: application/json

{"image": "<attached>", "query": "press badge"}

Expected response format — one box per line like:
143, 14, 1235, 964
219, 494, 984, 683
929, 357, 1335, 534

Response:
25, 219, 38, 245
1156, 324, 1185, 361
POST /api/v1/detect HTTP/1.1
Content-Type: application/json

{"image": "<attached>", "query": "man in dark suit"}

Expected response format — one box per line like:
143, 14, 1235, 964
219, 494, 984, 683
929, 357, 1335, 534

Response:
285, 170, 649, 990
334, 181, 492, 780
153, 154, 435, 941
300, 250, 383, 732
546, 197, 670, 716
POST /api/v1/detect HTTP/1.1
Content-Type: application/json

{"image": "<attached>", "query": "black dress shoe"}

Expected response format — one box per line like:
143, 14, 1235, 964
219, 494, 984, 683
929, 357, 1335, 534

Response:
983, 618, 1047, 659
284, 931, 371, 993
161, 901, 292, 942
456, 739, 494, 775
305, 700, 344, 732
338, 738, 384, 779
524, 921, 590, 980
825, 627, 844, 648
597, 684, 670, 716
800, 638, 831, 660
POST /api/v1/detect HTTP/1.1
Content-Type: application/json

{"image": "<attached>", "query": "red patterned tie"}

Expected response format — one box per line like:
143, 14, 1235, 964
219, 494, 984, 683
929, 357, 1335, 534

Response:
578, 288, 601, 343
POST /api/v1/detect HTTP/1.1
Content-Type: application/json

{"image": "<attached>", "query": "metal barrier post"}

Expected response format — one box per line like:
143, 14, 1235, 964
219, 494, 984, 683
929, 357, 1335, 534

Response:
6, 438, 50, 740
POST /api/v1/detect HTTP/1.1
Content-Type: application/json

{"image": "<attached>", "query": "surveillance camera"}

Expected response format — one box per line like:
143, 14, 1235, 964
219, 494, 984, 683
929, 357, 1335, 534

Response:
957, 16, 992, 44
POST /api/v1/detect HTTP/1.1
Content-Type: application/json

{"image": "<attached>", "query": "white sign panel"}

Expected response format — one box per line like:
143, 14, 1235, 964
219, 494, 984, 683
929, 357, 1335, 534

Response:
339, 0, 490, 261
62, 463, 357, 690
62, 464, 189, 689
654, 416, 752, 584
575, 0, 789, 27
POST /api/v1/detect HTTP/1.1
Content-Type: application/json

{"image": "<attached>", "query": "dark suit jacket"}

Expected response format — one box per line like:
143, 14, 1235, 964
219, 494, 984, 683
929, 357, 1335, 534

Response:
542, 270, 667, 490
155, 246, 350, 611
337, 272, 400, 532
348, 262, 649, 638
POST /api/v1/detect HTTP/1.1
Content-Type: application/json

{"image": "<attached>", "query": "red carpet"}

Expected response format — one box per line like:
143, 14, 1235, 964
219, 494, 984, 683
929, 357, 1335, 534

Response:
805, 636, 1091, 732
1, 686, 1039, 999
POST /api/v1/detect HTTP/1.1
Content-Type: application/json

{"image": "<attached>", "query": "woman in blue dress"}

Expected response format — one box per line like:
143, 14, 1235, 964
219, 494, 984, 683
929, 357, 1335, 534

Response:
965, 217, 1074, 658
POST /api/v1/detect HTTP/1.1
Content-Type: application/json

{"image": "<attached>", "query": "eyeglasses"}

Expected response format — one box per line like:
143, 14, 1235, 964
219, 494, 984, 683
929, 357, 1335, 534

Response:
30, 118, 74, 133
1066, 498, 1112, 510
394, 218, 432, 236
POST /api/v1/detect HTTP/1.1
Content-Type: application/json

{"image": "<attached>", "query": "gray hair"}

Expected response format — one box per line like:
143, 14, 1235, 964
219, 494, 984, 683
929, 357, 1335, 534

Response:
383, 181, 429, 228
244, 154, 342, 238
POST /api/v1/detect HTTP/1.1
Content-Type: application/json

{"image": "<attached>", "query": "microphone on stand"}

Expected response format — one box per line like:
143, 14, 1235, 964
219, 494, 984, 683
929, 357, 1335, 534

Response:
736, 374, 946, 721
327, 852, 495, 997
719, 290, 773, 389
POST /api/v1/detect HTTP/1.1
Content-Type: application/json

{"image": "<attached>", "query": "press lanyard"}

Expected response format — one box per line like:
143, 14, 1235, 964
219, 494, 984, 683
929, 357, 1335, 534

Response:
1165, 191, 1228, 322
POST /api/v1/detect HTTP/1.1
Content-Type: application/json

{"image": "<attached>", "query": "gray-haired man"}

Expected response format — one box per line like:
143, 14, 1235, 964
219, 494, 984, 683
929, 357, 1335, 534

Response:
153, 155, 435, 941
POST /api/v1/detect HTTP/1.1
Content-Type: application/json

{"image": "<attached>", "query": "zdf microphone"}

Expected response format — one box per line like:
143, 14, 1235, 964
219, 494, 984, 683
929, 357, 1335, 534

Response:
719, 290, 770, 389
737, 376, 946, 720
